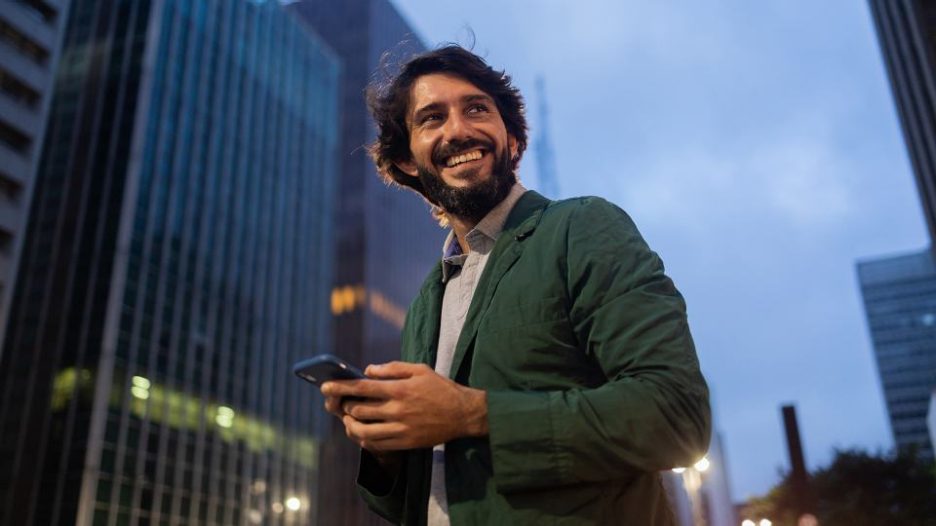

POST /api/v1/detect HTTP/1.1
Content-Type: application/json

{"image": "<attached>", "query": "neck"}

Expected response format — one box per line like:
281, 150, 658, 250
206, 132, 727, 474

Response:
449, 215, 478, 254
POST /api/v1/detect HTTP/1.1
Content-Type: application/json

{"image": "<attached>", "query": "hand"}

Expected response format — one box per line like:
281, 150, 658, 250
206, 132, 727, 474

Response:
320, 362, 488, 451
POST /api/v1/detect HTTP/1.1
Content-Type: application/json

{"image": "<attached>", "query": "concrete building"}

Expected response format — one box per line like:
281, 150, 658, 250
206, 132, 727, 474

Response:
0, 1, 340, 524
857, 249, 936, 460
288, 1, 443, 524
0, 0, 72, 353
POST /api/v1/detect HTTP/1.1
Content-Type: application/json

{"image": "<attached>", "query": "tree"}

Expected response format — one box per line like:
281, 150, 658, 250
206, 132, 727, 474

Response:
744, 448, 936, 526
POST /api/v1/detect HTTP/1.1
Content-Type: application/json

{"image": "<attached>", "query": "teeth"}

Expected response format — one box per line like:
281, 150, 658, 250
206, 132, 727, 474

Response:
446, 150, 483, 167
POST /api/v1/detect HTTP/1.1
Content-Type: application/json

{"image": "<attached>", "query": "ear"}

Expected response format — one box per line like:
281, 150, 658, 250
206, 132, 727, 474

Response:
508, 135, 519, 161
394, 158, 419, 178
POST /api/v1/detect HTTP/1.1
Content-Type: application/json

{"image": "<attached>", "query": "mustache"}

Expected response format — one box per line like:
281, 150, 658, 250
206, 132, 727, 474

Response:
432, 138, 493, 165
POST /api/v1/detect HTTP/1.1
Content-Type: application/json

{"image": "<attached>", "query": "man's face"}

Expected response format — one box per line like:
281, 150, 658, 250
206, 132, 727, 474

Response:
396, 73, 519, 221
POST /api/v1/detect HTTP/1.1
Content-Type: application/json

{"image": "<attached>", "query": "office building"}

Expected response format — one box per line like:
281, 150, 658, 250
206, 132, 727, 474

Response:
0, 0, 340, 524
928, 390, 936, 464
868, 0, 936, 247
0, 0, 72, 351
289, 1, 442, 524
533, 76, 559, 199
864, 0, 936, 462
857, 250, 936, 460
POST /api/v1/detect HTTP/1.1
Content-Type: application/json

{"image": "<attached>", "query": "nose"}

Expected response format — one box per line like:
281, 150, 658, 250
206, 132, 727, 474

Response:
441, 111, 473, 141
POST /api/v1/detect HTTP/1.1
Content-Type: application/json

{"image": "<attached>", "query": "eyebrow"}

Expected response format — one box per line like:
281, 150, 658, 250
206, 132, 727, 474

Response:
411, 93, 496, 123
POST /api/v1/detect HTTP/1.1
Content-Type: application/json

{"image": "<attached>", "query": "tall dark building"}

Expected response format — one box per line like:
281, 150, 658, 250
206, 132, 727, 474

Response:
0, 0, 73, 352
289, 1, 443, 524
0, 1, 340, 524
863, 0, 936, 462
857, 250, 936, 460
868, 0, 936, 247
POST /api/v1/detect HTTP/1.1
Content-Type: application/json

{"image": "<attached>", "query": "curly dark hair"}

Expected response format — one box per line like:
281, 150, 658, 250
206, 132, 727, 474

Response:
366, 44, 528, 199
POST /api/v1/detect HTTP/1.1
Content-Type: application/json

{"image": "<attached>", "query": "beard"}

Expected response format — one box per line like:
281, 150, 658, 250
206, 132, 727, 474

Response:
417, 139, 516, 224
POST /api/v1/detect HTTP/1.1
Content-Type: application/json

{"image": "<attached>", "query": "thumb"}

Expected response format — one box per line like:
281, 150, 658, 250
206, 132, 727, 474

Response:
365, 361, 425, 379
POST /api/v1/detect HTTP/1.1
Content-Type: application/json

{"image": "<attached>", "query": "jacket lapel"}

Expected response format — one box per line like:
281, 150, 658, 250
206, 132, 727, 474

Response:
447, 191, 551, 380
408, 263, 445, 367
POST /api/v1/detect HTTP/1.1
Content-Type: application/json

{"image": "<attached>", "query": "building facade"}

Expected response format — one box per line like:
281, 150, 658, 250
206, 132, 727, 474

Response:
288, 1, 443, 524
857, 249, 936, 460
0, 1, 340, 524
928, 390, 936, 463
868, 0, 936, 247
0, 0, 72, 353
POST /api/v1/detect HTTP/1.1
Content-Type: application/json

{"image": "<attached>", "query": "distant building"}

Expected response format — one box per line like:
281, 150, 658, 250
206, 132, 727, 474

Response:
868, 0, 936, 248
534, 76, 559, 198
928, 389, 936, 463
288, 1, 443, 524
857, 250, 936, 460
662, 428, 736, 526
0, 1, 339, 524
0, 0, 73, 353
863, 0, 936, 462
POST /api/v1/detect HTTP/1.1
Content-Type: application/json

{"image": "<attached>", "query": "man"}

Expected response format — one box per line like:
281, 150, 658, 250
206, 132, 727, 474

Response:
321, 45, 710, 525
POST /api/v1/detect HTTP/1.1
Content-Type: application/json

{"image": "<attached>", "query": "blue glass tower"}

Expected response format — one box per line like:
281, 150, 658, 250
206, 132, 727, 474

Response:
0, 1, 340, 524
865, 0, 936, 462
858, 250, 936, 460
289, 1, 442, 524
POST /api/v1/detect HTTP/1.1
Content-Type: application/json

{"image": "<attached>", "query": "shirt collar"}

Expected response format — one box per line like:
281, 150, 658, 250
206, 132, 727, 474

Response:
440, 183, 528, 282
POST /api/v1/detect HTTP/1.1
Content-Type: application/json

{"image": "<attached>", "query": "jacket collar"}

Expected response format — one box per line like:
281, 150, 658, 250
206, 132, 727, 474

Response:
410, 190, 552, 373
447, 190, 551, 379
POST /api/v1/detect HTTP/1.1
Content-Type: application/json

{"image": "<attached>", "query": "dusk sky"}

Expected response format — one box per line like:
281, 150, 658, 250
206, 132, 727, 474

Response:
389, 0, 929, 499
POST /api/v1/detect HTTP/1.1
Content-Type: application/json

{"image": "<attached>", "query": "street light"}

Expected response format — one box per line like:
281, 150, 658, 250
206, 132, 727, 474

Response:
694, 457, 710, 472
285, 497, 302, 511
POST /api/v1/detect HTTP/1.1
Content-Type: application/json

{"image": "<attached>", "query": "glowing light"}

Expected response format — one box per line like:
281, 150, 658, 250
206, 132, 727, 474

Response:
285, 497, 302, 511
742, 521, 756, 526
271, 502, 284, 514
251, 479, 267, 495
216, 406, 235, 428
759, 520, 773, 526
132, 375, 151, 389
131, 386, 150, 399
693, 457, 710, 472
672, 467, 686, 473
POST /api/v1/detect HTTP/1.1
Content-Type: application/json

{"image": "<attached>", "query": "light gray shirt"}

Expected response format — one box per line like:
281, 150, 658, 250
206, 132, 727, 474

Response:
427, 183, 528, 526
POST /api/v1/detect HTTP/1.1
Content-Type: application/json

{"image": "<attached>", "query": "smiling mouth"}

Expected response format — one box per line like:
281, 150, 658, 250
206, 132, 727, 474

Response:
444, 149, 484, 168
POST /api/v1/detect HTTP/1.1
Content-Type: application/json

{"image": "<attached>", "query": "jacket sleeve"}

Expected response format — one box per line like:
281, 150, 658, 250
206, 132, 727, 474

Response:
356, 449, 407, 523
485, 197, 711, 493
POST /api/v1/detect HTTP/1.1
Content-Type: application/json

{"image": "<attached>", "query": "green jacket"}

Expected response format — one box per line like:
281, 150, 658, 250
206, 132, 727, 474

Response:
358, 191, 711, 525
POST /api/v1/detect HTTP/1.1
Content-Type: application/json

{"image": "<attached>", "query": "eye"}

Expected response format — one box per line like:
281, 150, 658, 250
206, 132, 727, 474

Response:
419, 113, 443, 125
467, 103, 489, 115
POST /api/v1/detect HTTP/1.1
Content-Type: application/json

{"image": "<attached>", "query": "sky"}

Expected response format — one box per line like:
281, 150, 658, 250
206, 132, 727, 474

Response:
390, 0, 929, 500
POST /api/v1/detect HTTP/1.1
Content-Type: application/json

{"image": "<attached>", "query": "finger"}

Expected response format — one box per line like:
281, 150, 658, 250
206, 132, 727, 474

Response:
364, 436, 419, 451
323, 396, 342, 415
322, 379, 393, 400
342, 415, 406, 442
365, 361, 428, 379
344, 399, 395, 421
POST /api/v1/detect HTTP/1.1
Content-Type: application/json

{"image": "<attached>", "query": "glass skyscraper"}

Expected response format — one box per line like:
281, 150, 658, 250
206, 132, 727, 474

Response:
857, 250, 936, 460
0, 1, 340, 524
864, 0, 936, 463
289, 1, 443, 524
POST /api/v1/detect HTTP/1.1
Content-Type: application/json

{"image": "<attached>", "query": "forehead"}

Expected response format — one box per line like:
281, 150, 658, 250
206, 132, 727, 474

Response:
408, 73, 491, 115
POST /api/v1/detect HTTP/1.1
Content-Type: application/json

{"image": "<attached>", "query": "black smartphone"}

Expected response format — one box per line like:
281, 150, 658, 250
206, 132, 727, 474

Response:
292, 354, 366, 386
